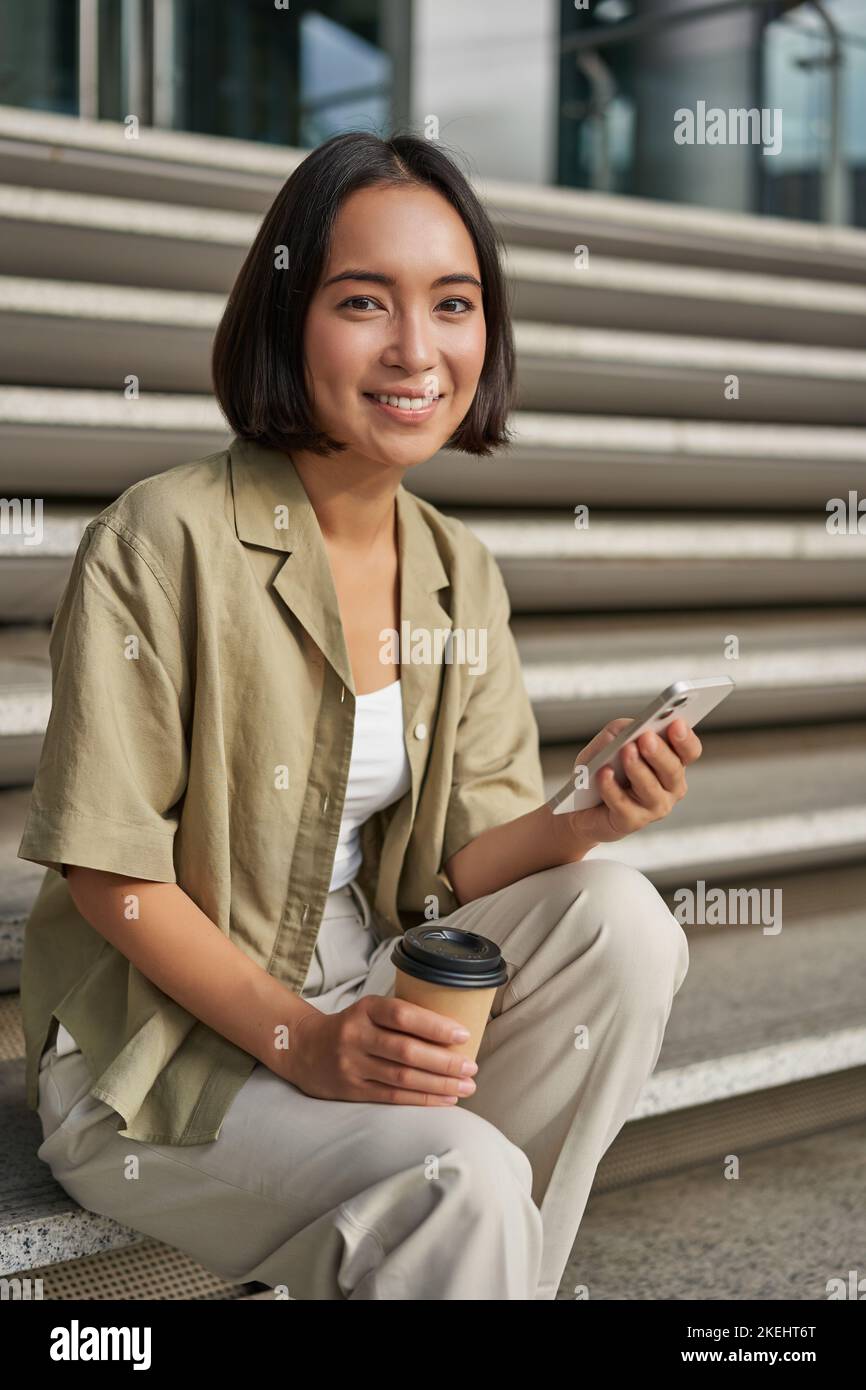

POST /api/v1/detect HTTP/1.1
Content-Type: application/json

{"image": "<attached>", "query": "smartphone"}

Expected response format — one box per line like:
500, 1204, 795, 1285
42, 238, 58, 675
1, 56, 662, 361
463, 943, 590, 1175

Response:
550, 676, 735, 816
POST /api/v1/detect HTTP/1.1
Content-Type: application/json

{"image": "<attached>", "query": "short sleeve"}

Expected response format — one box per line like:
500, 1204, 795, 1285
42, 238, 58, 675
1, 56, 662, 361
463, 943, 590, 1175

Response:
17, 520, 190, 882
440, 560, 545, 871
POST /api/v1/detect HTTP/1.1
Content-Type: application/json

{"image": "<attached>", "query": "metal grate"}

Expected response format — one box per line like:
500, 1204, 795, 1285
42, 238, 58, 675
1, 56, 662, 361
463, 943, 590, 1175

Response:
0, 993, 23, 1061
14, 1235, 270, 1300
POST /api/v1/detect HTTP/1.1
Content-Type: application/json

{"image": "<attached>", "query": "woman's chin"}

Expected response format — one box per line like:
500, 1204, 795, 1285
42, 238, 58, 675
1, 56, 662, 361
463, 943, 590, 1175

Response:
351, 431, 447, 471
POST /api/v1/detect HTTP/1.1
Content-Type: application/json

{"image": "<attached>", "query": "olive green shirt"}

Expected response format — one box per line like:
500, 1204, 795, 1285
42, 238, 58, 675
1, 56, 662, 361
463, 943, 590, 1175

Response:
17, 435, 545, 1144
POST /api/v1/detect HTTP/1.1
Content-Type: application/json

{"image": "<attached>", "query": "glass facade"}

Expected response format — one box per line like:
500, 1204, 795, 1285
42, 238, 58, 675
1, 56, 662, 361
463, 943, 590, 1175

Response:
762, 0, 866, 226
558, 0, 866, 226
166, 0, 399, 147
0, 0, 78, 114
0, 0, 864, 227
0, 0, 408, 145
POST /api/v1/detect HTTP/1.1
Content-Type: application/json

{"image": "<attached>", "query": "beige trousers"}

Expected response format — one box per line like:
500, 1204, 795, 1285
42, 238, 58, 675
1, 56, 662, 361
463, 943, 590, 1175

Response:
36, 859, 689, 1300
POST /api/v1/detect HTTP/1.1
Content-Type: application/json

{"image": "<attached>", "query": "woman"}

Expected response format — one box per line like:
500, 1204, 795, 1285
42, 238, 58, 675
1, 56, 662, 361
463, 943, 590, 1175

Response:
18, 131, 699, 1301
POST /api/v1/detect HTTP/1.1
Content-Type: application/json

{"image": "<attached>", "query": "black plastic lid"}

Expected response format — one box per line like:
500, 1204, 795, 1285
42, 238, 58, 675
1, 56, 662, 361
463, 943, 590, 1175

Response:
391, 925, 508, 989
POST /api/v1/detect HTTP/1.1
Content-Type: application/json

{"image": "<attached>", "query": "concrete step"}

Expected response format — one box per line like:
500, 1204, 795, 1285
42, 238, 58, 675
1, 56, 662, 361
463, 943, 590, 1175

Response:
5, 186, 866, 347
513, 321, 866, 424
649, 862, 866, 1117
461, 515, 866, 610
0, 788, 33, 955
4, 278, 865, 421
0, 103, 299, 213
3, 489, 865, 618
546, 722, 866, 888
512, 609, 866, 735
484, 177, 866, 286
0, 627, 48, 788
505, 246, 866, 348
0, 276, 220, 392
0, 515, 93, 622
0, 1053, 144, 1276
0, 387, 229, 496
0, 183, 253, 294
560, 1116, 866, 1300
409, 412, 866, 511
4, 389, 865, 510
2, 862, 863, 1277
3, 105, 866, 284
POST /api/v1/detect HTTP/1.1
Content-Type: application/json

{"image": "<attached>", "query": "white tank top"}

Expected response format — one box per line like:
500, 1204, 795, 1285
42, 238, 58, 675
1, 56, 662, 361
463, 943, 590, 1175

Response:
52, 678, 410, 1057
328, 677, 411, 891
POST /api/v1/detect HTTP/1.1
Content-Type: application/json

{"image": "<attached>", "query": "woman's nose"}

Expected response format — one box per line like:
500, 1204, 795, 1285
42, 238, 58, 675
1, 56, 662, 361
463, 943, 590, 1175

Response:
381, 310, 439, 375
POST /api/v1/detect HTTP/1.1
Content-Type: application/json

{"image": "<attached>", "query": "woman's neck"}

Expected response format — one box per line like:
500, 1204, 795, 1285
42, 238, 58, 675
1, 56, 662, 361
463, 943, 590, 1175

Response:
290, 450, 402, 554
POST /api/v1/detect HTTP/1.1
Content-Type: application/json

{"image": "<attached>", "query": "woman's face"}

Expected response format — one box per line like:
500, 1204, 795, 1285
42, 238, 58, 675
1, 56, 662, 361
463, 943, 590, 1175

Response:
303, 183, 487, 473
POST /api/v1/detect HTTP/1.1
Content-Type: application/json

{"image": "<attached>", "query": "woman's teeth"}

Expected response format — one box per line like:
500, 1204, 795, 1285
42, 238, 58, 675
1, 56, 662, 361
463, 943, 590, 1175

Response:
369, 393, 439, 412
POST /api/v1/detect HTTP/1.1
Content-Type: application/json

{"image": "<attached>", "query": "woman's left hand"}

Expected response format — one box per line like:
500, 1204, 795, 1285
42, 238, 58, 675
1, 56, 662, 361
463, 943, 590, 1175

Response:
563, 716, 703, 847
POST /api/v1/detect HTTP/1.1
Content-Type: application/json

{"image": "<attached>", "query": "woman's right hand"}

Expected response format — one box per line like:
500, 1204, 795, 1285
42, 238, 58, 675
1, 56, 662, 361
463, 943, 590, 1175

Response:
283, 995, 479, 1105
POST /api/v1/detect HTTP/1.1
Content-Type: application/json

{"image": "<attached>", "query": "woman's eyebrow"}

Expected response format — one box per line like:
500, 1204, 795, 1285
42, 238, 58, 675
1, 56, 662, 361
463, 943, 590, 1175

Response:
321, 269, 482, 291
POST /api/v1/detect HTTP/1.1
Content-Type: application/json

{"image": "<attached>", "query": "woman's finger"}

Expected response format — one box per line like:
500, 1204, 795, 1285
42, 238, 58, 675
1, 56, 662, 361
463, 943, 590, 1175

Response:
619, 743, 669, 812
636, 731, 686, 795
361, 1053, 473, 1100
665, 718, 702, 765
597, 763, 650, 829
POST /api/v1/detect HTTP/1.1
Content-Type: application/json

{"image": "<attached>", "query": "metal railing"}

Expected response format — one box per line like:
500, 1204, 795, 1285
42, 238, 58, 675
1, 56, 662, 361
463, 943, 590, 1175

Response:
562, 0, 850, 223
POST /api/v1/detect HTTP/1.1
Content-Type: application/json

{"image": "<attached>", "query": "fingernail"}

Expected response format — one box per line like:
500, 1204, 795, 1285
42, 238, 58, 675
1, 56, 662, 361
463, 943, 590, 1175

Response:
452, 1028, 471, 1041
458, 1079, 475, 1094
461, 1059, 478, 1076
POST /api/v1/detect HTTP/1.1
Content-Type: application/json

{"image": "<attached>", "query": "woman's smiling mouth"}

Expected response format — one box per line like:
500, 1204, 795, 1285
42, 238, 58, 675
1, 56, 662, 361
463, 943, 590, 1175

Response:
362, 391, 442, 422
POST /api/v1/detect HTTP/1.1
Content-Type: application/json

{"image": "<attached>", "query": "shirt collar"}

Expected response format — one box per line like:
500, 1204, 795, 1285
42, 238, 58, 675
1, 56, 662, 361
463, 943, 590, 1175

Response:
227, 435, 452, 738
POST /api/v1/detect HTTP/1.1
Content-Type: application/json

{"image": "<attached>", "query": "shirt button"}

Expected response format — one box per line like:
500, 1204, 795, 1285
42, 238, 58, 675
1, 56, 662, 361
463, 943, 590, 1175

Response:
414, 722, 428, 740
301, 904, 309, 924
322, 793, 329, 813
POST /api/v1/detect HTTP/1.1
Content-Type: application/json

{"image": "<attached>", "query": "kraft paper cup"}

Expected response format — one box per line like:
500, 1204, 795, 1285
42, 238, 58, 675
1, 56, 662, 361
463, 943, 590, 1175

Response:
391, 924, 508, 1066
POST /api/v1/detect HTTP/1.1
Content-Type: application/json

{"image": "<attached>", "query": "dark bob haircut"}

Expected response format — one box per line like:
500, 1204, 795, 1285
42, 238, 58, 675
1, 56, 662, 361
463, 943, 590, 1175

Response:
212, 130, 516, 458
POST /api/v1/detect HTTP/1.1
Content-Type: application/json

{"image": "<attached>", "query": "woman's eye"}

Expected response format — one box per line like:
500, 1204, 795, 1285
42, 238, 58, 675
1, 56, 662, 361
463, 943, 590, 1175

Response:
341, 296, 380, 311
438, 298, 475, 314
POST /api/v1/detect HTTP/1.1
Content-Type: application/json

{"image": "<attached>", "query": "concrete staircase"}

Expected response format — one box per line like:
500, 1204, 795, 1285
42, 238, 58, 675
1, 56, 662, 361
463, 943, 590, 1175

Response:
1, 105, 865, 1300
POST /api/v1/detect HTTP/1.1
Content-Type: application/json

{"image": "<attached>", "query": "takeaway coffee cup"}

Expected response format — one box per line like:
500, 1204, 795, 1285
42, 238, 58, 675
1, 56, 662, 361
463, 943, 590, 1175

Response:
391, 925, 508, 1065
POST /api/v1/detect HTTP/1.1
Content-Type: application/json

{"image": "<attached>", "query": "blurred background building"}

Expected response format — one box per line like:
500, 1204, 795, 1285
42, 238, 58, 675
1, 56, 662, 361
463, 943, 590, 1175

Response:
1, 0, 865, 224
1, 0, 865, 1304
